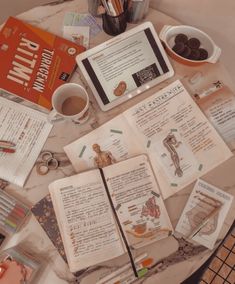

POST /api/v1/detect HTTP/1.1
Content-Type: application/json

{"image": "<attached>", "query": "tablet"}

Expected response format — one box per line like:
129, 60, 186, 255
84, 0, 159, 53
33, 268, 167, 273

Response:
76, 22, 174, 111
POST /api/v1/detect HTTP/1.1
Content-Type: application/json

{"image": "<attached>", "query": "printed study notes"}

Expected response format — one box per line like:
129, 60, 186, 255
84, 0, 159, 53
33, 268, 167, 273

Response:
49, 155, 173, 272
0, 95, 52, 187
194, 81, 235, 150
64, 80, 232, 200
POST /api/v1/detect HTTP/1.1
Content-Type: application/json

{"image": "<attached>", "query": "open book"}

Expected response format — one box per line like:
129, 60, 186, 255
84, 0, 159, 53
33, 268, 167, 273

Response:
64, 80, 232, 200
49, 155, 173, 272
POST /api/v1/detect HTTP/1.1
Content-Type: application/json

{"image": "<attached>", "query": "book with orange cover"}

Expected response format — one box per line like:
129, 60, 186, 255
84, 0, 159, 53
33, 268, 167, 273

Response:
0, 17, 86, 109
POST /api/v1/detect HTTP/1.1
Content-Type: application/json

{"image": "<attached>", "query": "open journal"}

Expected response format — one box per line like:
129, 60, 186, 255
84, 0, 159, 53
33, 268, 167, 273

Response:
49, 155, 173, 272
64, 80, 232, 200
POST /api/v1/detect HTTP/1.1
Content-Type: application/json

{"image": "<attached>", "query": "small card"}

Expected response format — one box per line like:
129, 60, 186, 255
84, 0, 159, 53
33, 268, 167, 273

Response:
63, 12, 102, 38
176, 179, 234, 249
63, 26, 90, 49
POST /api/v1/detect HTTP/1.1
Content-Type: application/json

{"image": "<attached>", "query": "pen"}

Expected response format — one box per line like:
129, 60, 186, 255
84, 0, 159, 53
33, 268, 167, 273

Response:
0, 201, 24, 220
0, 216, 15, 233
0, 211, 19, 228
0, 147, 16, 153
97, 253, 148, 284
194, 81, 223, 100
112, 260, 150, 284
0, 192, 27, 215
114, 268, 148, 284
0, 212, 17, 228
0, 140, 16, 148
187, 205, 222, 239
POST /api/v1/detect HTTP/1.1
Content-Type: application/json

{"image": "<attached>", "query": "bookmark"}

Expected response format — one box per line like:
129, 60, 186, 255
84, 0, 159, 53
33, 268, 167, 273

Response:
99, 168, 138, 278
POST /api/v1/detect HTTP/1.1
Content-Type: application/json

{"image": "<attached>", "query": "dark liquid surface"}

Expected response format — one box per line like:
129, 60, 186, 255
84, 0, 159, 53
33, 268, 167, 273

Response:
61, 96, 86, 116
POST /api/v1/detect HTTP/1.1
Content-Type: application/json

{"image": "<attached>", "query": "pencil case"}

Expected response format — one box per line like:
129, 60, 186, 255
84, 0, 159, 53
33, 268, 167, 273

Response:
0, 246, 41, 284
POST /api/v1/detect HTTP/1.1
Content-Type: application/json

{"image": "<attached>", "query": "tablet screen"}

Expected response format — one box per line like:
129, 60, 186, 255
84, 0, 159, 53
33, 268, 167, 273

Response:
77, 23, 174, 110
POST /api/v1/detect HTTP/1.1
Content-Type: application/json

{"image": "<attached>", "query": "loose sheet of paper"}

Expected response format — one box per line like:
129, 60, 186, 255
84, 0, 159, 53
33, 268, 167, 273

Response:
196, 84, 235, 150
175, 179, 234, 249
0, 96, 52, 186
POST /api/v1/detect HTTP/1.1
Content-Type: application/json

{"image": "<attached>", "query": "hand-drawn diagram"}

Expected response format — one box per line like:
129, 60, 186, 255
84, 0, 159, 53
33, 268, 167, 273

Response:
120, 196, 164, 241
92, 143, 116, 168
141, 196, 161, 219
186, 191, 222, 236
163, 133, 183, 177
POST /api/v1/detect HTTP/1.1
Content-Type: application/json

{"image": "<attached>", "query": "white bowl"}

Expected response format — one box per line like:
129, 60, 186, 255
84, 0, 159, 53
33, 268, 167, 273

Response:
159, 25, 221, 66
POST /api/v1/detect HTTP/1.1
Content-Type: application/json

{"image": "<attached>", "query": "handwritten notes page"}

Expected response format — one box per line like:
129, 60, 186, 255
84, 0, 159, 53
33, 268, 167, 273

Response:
49, 155, 172, 272
49, 170, 125, 272
124, 80, 233, 199
0, 96, 52, 186
104, 155, 173, 249
175, 179, 233, 249
65, 80, 232, 200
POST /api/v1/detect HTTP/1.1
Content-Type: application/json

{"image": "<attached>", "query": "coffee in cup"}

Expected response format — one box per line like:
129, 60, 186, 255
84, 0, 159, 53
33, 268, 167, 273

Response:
48, 83, 90, 124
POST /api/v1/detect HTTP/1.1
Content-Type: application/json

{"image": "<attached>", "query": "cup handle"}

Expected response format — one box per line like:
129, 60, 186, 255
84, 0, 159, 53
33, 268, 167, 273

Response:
48, 109, 64, 123
207, 45, 221, 63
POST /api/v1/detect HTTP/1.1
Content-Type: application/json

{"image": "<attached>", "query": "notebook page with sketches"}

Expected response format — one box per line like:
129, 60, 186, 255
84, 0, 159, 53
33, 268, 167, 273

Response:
0, 96, 52, 186
175, 179, 233, 249
64, 80, 233, 199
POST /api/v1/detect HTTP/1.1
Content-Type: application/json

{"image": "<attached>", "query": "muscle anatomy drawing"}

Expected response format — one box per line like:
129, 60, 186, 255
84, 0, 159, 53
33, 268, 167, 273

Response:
163, 133, 183, 177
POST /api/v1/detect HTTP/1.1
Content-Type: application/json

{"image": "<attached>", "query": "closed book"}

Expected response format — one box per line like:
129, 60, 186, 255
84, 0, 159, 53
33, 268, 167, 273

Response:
0, 17, 86, 109
31, 194, 67, 263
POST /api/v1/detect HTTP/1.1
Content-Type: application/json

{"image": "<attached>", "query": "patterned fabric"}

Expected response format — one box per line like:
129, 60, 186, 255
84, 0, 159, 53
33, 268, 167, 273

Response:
31, 194, 67, 263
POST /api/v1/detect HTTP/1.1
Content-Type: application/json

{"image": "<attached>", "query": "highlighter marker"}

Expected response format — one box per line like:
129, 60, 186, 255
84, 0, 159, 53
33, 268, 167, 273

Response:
0, 147, 15, 153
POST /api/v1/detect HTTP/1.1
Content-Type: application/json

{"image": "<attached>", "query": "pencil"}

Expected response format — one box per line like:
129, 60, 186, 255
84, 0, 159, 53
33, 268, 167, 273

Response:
186, 205, 222, 239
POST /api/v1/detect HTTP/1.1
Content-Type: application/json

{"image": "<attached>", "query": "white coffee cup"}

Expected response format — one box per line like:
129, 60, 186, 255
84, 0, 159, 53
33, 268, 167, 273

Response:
48, 83, 90, 124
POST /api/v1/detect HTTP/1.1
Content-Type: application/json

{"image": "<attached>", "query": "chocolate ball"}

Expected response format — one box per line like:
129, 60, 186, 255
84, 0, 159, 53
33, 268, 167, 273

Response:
189, 49, 201, 60
187, 38, 201, 49
181, 45, 191, 58
172, 42, 185, 55
199, 48, 209, 60
175, 33, 188, 44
